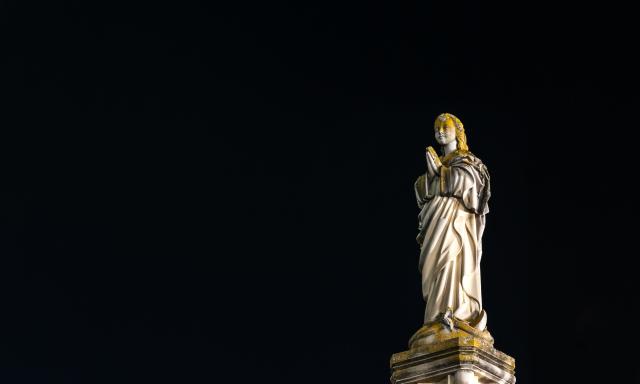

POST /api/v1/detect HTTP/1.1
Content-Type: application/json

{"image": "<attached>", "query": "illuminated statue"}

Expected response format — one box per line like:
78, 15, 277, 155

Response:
415, 113, 491, 331
390, 113, 514, 384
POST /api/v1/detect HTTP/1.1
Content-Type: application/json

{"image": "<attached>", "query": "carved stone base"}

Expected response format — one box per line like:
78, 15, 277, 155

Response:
390, 320, 515, 384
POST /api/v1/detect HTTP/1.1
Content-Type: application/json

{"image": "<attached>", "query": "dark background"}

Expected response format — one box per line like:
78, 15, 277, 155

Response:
1, 1, 637, 383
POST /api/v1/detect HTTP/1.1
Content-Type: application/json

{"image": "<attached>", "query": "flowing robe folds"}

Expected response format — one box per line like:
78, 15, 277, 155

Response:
414, 151, 491, 330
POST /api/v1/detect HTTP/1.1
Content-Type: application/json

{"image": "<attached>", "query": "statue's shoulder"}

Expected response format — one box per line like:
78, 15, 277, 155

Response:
463, 151, 482, 164
450, 151, 489, 174
445, 150, 481, 165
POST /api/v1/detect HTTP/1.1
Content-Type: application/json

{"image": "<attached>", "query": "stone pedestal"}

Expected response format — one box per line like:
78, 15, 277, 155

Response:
390, 319, 515, 384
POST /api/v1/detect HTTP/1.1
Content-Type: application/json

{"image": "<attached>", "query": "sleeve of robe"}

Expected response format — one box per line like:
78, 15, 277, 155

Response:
440, 157, 490, 215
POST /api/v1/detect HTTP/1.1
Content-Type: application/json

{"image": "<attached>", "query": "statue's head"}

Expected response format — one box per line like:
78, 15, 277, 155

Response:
434, 113, 468, 151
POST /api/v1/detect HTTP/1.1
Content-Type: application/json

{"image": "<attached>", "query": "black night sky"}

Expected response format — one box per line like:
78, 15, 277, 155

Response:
1, 1, 637, 383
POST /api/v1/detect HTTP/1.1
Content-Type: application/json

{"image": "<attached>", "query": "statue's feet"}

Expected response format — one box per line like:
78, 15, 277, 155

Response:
441, 308, 455, 331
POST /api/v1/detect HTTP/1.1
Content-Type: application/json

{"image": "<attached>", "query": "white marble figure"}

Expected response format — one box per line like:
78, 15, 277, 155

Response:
415, 113, 491, 331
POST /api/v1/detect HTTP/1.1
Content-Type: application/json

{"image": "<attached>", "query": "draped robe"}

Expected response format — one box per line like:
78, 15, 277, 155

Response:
414, 151, 491, 330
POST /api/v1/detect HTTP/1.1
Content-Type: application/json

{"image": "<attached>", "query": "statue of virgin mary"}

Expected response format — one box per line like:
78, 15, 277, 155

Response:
415, 113, 491, 331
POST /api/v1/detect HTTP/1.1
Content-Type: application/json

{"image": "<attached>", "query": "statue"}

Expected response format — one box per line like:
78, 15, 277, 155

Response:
415, 113, 491, 331
390, 113, 514, 384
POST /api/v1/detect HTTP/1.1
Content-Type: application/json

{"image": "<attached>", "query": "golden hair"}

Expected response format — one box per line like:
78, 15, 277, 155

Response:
434, 113, 469, 152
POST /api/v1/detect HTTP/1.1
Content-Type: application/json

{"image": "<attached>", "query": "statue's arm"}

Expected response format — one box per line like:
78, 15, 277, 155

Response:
446, 162, 490, 214
414, 174, 427, 208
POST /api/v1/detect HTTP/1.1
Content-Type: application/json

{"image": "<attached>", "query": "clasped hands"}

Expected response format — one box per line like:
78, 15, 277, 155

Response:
425, 147, 442, 178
